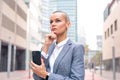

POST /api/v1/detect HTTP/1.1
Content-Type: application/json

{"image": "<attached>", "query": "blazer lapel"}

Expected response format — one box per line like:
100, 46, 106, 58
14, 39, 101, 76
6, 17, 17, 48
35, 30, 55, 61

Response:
53, 39, 72, 73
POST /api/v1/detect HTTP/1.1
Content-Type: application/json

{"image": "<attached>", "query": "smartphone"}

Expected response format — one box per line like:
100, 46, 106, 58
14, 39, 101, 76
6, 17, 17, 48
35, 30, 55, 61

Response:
32, 51, 41, 65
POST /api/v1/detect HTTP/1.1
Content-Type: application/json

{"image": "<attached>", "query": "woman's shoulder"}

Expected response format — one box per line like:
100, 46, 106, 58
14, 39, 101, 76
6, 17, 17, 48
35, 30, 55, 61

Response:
68, 39, 84, 47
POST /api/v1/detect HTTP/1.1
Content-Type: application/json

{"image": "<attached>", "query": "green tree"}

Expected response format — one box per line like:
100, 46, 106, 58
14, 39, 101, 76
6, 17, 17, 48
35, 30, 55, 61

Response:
91, 51, 101, 66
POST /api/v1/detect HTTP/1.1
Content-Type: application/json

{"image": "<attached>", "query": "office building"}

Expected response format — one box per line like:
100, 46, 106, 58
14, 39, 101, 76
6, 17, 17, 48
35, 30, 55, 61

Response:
96, 35, 102, 51
0, 0, 27, 71
103, 0, 120, 72
41, 0, 50, 43
0, 0, 42, 72
25, 0, 42, 70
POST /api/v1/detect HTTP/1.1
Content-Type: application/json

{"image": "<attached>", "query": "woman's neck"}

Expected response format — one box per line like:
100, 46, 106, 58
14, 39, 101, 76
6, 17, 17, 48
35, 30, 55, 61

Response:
56, 34, 67, 44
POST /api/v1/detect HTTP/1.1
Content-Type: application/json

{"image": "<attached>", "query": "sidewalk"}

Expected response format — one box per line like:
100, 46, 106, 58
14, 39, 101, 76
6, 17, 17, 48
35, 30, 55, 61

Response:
0, 70, 34, 80
85, 69, 103, 80
85, 69, 120, 80
95, 70, 120, 80
1, 69, 103, 80
1, 69, 120, 80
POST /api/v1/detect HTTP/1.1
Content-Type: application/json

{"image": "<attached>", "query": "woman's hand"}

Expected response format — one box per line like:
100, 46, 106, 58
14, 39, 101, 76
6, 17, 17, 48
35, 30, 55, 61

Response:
42, 32, 57, 54
45, 32, 56, 45
30, 58, 48, 79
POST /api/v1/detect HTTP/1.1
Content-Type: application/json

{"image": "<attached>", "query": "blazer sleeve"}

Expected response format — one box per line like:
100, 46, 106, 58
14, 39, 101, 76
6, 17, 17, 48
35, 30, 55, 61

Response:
48, 44, 85, 80
33, 73, 44, 80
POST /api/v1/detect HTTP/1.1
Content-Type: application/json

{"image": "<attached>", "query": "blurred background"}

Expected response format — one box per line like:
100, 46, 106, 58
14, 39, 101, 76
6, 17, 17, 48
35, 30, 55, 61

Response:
0, 0, 120, 80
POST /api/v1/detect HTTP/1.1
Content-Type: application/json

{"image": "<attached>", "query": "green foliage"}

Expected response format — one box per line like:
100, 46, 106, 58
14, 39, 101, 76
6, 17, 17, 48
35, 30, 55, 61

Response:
91, 51, 101, 66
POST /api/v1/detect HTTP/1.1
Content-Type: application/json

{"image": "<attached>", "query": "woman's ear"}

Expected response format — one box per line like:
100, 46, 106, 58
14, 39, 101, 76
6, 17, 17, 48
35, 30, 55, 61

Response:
66, 21, 71, 29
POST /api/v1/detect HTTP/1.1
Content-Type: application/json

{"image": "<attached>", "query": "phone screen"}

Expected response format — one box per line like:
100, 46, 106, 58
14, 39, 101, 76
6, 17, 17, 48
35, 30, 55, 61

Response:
32, 51, 41, 65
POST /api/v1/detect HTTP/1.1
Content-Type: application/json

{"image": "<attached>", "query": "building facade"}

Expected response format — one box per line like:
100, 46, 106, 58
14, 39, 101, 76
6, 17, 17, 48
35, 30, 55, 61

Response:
0, 0, 43, 72
25, 0, 42, 70
41, 0, 50, 43
103, 0, 120, 72
0, 0, 27, 71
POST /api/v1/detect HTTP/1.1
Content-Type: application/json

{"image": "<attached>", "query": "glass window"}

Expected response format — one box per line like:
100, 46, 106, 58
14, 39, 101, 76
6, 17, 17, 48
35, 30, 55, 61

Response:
111, 24, 113, 34
114, 20, 117, 31
105, 32, 107, 39
107, 28, 109, 37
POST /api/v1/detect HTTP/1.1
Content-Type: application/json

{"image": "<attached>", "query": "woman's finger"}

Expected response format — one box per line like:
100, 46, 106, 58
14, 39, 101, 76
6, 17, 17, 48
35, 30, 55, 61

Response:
41, 58, 45, 66
31, 61, 38, 68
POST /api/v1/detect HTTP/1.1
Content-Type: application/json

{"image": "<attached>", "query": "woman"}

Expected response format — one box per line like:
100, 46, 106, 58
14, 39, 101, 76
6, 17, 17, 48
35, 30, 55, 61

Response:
31, 11, 85, 80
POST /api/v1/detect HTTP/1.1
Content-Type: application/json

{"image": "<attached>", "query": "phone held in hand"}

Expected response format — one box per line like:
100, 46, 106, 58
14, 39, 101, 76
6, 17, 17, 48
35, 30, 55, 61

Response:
32, 51, 41, 65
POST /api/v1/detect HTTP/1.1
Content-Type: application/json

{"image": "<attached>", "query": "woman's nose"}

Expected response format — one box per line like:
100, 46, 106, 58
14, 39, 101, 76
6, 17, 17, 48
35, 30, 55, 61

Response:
51, 21, 56, 26
52, 21, 55, 24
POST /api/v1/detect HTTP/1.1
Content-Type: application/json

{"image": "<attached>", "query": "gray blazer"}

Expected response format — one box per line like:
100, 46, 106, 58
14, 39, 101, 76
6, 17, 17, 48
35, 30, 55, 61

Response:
33, 39, 85, 80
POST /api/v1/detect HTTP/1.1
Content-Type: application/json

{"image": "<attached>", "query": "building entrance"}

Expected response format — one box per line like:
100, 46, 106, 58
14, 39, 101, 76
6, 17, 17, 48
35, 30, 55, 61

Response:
0, 41, 26, 72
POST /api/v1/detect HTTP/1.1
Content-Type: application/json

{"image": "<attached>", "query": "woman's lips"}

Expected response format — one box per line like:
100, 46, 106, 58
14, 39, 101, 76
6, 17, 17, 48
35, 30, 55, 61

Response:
51, 28, 56, 31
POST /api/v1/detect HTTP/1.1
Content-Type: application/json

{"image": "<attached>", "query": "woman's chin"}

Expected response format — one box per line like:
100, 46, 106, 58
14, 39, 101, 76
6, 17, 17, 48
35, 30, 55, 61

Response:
52, 31, 57, 34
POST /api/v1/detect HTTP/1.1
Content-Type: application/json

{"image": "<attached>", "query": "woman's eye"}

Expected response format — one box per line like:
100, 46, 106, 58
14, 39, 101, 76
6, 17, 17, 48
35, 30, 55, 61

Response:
50, 20, 53, 24
50, 19, 61, 24
56, 19, 61, 22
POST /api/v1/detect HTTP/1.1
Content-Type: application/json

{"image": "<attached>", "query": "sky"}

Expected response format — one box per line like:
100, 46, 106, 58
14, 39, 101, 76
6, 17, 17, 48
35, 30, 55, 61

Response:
77, 0, 112, 50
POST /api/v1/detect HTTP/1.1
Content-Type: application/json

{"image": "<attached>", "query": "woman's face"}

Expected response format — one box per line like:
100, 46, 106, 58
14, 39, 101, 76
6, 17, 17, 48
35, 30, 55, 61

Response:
50, 12, 70, 36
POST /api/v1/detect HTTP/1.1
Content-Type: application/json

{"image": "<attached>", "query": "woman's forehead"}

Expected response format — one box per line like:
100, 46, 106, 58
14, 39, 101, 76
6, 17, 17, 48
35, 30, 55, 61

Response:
50, 12, 66, 20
